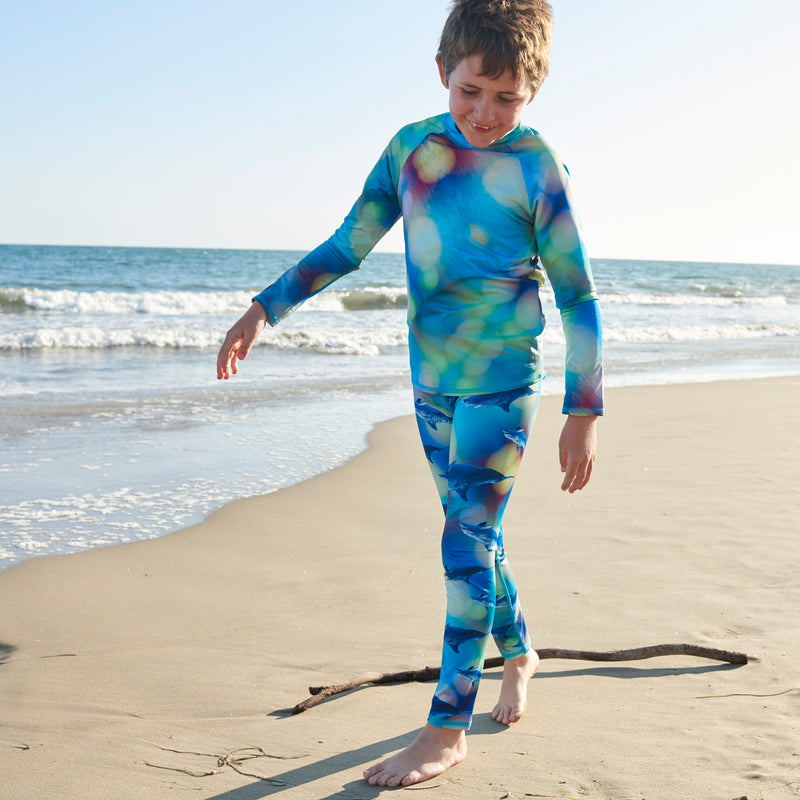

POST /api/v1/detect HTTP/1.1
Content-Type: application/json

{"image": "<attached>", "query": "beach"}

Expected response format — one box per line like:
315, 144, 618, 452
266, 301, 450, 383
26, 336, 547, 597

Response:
1, 377, 798, 799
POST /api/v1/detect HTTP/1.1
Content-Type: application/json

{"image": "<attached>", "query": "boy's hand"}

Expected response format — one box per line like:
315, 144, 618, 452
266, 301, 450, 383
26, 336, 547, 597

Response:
216, 302, 268, 379
558, 414, 598, 493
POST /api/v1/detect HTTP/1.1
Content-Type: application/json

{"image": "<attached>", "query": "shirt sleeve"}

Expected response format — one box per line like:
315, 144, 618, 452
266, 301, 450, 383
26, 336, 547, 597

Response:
532, 155, 604, 415
253, 145, 402, 326
560, 298, 604, 415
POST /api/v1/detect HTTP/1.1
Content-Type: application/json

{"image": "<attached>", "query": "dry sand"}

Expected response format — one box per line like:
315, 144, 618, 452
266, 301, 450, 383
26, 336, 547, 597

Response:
1, 378, 798, 800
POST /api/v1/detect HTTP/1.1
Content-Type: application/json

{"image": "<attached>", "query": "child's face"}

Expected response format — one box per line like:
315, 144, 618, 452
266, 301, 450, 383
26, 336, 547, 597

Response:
438, 55, 535, 148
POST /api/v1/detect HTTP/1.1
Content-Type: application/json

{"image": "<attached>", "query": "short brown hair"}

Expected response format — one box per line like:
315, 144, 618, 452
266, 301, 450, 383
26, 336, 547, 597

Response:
437, 0, 553, 95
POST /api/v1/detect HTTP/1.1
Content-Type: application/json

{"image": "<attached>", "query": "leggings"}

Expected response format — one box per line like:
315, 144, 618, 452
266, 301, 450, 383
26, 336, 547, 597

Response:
413, 383, 541, 730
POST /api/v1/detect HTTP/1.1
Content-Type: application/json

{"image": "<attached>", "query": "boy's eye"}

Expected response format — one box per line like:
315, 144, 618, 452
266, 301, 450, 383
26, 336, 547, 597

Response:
460, 89, 478, 96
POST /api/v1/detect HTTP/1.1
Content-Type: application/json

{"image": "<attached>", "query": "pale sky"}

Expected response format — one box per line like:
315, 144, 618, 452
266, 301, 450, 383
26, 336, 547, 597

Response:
2, 0, 798, 265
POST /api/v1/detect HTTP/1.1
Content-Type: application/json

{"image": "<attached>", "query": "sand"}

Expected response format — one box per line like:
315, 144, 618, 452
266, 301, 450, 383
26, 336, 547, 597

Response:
1, 378, 798, 800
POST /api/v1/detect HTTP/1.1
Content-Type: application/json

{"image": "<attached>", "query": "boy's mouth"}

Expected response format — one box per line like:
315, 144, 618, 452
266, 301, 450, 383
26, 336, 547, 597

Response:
468, 120, 495, 132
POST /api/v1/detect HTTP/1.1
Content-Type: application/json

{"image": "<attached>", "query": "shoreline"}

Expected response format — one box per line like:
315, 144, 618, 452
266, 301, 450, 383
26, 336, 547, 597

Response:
1, 377, 799, 798
4, 366, 800, 573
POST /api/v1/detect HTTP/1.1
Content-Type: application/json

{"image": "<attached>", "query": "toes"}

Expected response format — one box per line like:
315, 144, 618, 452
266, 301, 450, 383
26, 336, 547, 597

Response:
365, 768, 387, 785
366, 768, 403, 787
401, 771, 422, 786
366, 766, 429, 787
492, 703, 523, 725
493, 704, 508, 722
363, 763, 383, 780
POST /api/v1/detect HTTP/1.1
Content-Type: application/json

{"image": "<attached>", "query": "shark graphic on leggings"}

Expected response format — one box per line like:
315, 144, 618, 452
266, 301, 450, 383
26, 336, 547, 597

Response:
415, 385, 541, 729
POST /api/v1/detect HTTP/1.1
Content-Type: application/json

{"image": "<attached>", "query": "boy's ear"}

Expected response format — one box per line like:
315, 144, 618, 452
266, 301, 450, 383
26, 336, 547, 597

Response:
435, 55, 448, 88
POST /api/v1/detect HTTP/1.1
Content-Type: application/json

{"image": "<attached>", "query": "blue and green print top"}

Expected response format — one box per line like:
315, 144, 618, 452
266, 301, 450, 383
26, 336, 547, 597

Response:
254, 113, 603, 414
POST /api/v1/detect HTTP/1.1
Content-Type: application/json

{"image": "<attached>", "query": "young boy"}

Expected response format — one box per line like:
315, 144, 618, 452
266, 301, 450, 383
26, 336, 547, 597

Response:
217, 0, 602, 787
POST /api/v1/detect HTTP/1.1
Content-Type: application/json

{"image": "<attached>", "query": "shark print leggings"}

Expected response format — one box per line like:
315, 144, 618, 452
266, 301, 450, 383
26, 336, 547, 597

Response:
413, 383, 541, 730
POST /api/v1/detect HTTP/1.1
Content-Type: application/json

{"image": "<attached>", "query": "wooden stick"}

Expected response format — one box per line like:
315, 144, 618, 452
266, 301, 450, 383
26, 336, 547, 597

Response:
292, 643, 747, 714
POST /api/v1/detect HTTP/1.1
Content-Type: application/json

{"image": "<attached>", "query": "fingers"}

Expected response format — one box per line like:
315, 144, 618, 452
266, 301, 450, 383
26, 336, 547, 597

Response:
216, 302, 268, 380
217, 325, 255, 379
216, 329, 242, 380
560, 453, 593, 493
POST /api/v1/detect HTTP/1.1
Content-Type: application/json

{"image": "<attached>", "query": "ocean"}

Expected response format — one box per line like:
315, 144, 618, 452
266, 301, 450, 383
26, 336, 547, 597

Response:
1, 244, 798, 571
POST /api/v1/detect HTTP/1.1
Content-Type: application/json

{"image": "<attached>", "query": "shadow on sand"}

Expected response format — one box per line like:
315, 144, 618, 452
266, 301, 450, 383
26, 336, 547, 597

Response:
0, 642, 16, 666
196, 660, 743, 799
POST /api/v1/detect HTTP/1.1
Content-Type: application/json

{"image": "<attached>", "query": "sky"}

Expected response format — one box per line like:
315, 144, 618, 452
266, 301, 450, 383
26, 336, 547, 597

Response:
2, 0, 798, 265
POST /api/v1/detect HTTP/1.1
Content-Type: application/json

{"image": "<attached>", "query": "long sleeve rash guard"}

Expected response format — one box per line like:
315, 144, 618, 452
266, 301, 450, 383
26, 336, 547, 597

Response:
254, 113, 603, 415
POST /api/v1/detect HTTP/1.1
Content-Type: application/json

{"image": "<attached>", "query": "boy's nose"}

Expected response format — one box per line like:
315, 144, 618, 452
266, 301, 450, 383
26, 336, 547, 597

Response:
473, 97, 495, 122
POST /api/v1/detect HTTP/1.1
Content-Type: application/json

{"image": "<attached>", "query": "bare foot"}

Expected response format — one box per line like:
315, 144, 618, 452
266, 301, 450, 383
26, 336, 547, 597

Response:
491, 649, 539, 725
363, 723, 467, 787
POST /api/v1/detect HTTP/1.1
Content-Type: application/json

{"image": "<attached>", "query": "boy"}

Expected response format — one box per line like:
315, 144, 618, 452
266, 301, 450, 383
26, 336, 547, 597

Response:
217, 0, 602, 787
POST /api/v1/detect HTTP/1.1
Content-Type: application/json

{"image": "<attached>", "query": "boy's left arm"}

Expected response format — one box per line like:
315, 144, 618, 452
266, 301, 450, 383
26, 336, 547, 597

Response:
533, 154, 603, 491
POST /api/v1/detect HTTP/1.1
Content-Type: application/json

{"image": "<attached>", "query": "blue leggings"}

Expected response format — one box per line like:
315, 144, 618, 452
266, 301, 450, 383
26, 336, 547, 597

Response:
413, 384, 541, 730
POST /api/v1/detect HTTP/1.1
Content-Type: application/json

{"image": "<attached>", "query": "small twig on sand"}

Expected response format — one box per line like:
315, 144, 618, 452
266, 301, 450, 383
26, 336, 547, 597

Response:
145, 746, 307, 784
292, 643, 748, 714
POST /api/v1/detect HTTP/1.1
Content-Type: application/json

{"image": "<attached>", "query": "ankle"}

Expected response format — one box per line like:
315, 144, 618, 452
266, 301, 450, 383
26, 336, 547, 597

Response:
423, 723, 467, 743
507, 649, 539, 671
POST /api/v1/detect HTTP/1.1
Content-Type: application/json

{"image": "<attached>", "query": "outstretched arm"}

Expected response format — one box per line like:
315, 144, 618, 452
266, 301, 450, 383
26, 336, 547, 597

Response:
216, 301, 268, 380
558, 414, 598, 493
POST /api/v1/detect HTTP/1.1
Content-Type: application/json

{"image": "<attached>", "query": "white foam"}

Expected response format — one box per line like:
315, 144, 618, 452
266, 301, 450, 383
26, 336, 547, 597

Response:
599, 291, 788, 307
602, 322, 800, 344
262, 323, 407, 356
538, 319, 800, 345
3, 285, 410, 316
305, 286, 408, 311
4, 287, 255, 315
0, 326, 230, 350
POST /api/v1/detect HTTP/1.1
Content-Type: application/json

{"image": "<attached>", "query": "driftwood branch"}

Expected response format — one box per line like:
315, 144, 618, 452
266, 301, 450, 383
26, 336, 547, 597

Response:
292, 643, 747, 714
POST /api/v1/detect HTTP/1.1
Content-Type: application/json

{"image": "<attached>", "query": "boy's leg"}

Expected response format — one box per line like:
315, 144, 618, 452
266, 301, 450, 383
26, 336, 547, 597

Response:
364, 385, 539, 787
412, 389, 456, 511
491, 530, 527, 655
411, 385, 539, 641
364, 390, 464, 788
428, 385, 540, 728
489, 523, 540, 724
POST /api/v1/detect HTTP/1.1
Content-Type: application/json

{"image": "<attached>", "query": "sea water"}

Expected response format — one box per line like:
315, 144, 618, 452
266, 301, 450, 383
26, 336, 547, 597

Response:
1, 244, 798, 570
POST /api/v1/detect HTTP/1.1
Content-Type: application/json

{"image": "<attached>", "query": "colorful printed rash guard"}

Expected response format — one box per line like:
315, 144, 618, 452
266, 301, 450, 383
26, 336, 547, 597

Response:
254, 113, 603, 414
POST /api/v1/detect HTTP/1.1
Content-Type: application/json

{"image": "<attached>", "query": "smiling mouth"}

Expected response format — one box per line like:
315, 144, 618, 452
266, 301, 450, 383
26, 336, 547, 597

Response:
468, 119, 495, 132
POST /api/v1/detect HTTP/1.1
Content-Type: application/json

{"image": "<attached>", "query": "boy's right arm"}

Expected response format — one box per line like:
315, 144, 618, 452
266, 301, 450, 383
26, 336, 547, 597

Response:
216, 301, 268, 380
215, 126, 413, 381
